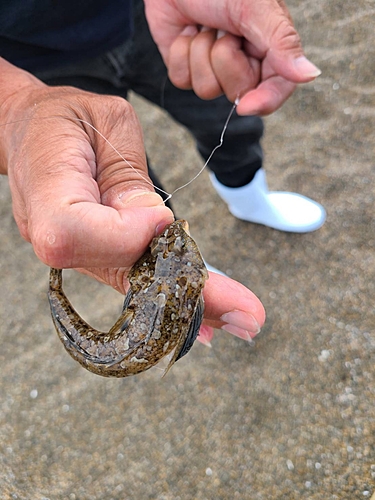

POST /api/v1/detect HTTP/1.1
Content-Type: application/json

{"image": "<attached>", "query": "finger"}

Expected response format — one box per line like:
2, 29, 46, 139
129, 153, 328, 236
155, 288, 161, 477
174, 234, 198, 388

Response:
202, 272, 266, 339
80, 94, 167, 207
189, 28, 222, 99
275, 0, 295, 24
236, 75, 296, 115
197, 325, 214, 347
74, 265, 132, 295
15, 107, 174, 269
167, 25, 198, 89
211, 32, 260, 102
145, 0, 321, 86
238, 4, 321, 83
30, 188, 174, 269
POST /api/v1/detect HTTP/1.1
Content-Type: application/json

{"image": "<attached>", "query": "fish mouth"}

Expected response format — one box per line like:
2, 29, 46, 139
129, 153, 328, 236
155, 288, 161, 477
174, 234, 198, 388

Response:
176, 219, 190, 234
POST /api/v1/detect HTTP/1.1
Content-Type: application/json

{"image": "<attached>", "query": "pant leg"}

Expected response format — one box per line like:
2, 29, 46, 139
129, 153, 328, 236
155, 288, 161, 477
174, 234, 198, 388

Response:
123, 0, 264, 188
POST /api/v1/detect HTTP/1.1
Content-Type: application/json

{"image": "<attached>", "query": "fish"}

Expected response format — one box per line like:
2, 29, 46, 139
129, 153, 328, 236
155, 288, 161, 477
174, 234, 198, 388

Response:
48, 220, 208, 377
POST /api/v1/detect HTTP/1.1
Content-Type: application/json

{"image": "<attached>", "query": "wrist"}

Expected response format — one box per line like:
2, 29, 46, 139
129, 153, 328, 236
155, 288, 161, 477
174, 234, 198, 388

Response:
0, 58, 46, 174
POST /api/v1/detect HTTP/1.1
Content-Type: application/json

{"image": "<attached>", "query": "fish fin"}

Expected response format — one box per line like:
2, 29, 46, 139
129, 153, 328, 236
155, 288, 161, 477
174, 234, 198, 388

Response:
162, 295, 204, 377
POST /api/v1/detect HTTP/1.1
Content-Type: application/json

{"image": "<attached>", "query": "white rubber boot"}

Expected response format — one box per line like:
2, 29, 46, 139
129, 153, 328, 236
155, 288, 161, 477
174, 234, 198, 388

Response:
204, 260, 227, 276
209, 168, 326, 233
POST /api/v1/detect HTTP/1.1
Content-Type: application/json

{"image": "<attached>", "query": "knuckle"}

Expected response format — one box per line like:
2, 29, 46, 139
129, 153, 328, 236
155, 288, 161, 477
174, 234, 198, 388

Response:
168, 69, 192, 90
105, 96, 136, 118
272, 19, 301, 51
194, 82, 222, 101
83, 93, 135, 120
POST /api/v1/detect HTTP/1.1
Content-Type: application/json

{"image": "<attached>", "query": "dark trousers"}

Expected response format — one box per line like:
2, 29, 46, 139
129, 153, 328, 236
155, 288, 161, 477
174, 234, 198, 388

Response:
34, 0, 264, 194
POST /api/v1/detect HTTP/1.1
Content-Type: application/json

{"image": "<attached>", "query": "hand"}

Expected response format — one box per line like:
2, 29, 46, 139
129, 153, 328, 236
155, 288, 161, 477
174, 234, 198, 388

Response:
198, 271, 265, 346
0, 60, 174, 281
0, 59, 265, 343
144, 0, 321, 115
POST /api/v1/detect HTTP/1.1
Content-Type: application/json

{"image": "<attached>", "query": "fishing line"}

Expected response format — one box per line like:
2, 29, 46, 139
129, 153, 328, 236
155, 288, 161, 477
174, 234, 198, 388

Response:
0, 97, 239, 203
166, 97, 239, 202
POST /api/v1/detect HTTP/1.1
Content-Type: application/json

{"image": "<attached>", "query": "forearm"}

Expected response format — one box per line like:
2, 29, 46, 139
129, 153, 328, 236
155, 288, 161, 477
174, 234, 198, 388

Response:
0, 57, 46, 174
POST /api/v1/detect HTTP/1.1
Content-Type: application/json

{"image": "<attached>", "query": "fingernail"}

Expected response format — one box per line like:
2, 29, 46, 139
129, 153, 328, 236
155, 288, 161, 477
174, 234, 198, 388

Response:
293, 56, 321, 78
155, 217, 175, 236
119, 190, 165, 207
198, 325, 214, 347
221, 324, 256, 345
181, 25, 198, 37
199, 338, 212, 348
220, 310, 261, 337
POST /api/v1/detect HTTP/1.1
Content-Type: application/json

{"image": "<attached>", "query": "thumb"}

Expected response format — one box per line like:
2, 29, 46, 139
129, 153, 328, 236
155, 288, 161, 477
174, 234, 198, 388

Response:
21, 93, 175, 270
267, 50, 321, 84
71, 99, 176, 268
242, 1, 321, 83
85, 96, 167, 208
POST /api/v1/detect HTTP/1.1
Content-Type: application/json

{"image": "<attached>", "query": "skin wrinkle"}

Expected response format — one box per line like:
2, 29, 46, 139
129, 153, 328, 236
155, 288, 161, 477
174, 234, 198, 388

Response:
275, 0, 294, 24
270, 18, 301, 56
98, 163, 145, 201
81, 103, 149, 198
221, 1, 303, 91
23, 98, 151, 215
28, 169, 100, 210
86, 97, 139, 151
222, 0, 239, 34
239, 4, 284, 52
211, 33, 261, 101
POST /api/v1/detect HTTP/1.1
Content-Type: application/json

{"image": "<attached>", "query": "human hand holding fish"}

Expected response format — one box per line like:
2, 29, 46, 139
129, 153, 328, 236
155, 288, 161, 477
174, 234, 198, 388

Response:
0, 61, 265, 368
49, 220, 265, 377
0, 0, 324, 374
